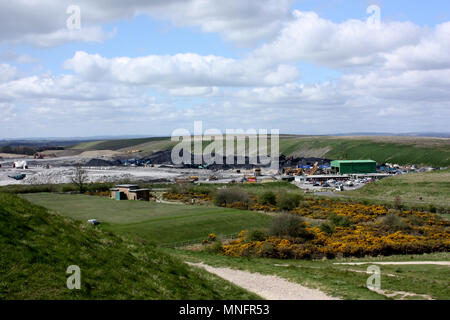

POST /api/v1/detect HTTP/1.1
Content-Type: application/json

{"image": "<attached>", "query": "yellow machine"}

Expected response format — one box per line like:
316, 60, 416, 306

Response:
284, 167, 303, 176
309, 162, 319, 175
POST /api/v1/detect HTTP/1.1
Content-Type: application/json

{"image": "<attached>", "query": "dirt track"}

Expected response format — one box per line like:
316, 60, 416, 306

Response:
188, 262, 339, 300
334, 261, 450, 266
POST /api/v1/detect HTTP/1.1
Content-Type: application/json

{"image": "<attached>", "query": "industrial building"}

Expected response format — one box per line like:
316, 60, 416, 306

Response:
330, 160, 377, 174
110, 184, 150, 201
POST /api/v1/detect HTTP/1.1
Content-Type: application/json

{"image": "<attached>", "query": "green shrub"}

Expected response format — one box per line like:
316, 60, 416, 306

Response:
260, 242, 274, 257
214, 188, 249, 207
320, 222, 335, 234
407, 215, 427, 226
204, 240, 223, 253
277, 193, 302, 211
378, 213, 408, 232
248, 229, 268, 242
259, 191, 277, 205
269, 213, 312, 239
299, 201, 310, 208
85, 182, 114, 192
192, 185, 213, 195
329, 214, 351, 227
62, 185, 77, 193
0, 184, 54, 194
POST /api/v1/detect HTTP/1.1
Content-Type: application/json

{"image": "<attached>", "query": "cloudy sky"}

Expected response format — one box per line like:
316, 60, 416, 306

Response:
1, 0, 450, 138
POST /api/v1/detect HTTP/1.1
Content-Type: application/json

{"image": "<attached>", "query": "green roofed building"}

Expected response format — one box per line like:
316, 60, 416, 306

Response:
330, 160, 377, 174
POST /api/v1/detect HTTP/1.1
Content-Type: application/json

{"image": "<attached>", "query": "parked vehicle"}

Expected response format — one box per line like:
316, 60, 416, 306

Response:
87, 219, 100, 226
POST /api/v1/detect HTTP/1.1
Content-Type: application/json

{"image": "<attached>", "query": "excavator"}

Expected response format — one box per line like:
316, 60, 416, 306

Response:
283, 167, 304, 176
308, 162, 319, 175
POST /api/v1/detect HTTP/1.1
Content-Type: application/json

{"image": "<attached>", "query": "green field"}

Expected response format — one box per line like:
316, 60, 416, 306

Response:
71, 137, 170, 151
170, 250, 450, 300
0, 193, 259, 299
278, 136, 450, 167
342, 169, 450, 211
69, 135, 450, 167
7, 192, 450, 300
20, 193, 271, 245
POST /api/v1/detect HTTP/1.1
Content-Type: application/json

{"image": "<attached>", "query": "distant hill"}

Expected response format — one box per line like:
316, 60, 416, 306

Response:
69, 135, 450, 167
328, 132, 450, 138
0, 193, 258, 299
278, 136, 450, 167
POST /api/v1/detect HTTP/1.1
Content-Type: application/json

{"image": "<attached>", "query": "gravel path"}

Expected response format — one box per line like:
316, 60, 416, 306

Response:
188, 262, 339, 300
334, 261, 450, 266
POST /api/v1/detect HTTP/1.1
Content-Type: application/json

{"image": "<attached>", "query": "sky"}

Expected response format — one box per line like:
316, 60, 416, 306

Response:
0, 0, 449, 138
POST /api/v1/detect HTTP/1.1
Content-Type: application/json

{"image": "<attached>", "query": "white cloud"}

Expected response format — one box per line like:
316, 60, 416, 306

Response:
167, 86, 220, 97
383, 22, 450, 71
1, 6, 450, 136
142, 0, 293, 46
63, 51, 299, 87
0, 102, 16, 122
253, 10, 423, 70
16, 27, 115, 48
0, 0, 292, 47
0, 51, 37, 64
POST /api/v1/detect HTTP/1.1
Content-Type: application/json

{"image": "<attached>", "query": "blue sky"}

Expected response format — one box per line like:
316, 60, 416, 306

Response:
0, 0, 449, 138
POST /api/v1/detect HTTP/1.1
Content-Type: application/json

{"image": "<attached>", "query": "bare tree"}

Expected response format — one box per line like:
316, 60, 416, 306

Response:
71, 164, 88, 193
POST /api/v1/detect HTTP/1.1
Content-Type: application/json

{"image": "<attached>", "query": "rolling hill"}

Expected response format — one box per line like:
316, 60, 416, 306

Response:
0, 193, 259, 299
69, 135, 450, 167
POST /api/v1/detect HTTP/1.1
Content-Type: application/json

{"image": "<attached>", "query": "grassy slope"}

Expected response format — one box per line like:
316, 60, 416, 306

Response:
71, 135, 450, 167
72, 137, 170, 151
169, 250, 450, 300
0, 192, 259, 299
342, 169, 450, 209
20, 193, 271, 245
119, 139, 177, 154
279, 136, 450, 167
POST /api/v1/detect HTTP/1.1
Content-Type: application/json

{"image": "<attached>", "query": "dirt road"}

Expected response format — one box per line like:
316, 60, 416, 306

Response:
334, 261, 450, 266
188, 262, 340, 300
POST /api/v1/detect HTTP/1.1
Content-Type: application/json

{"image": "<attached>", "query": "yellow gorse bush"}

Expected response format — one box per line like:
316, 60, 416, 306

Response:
219, 200, 450, 259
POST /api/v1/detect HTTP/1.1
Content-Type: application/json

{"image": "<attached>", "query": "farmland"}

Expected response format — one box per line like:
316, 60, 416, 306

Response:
20, 193, 271, 245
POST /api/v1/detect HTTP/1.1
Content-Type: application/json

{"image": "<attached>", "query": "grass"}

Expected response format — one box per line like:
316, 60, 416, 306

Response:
0, 192, 260, 299
167, 249, 450, 300
279, 136, 450, 167
20, 193, 271, 245
237, 181, 299, 195
71, 137, 170, 151
70, 135, 450, 167
342, 169, 450, 210
9, 191, 449, 300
